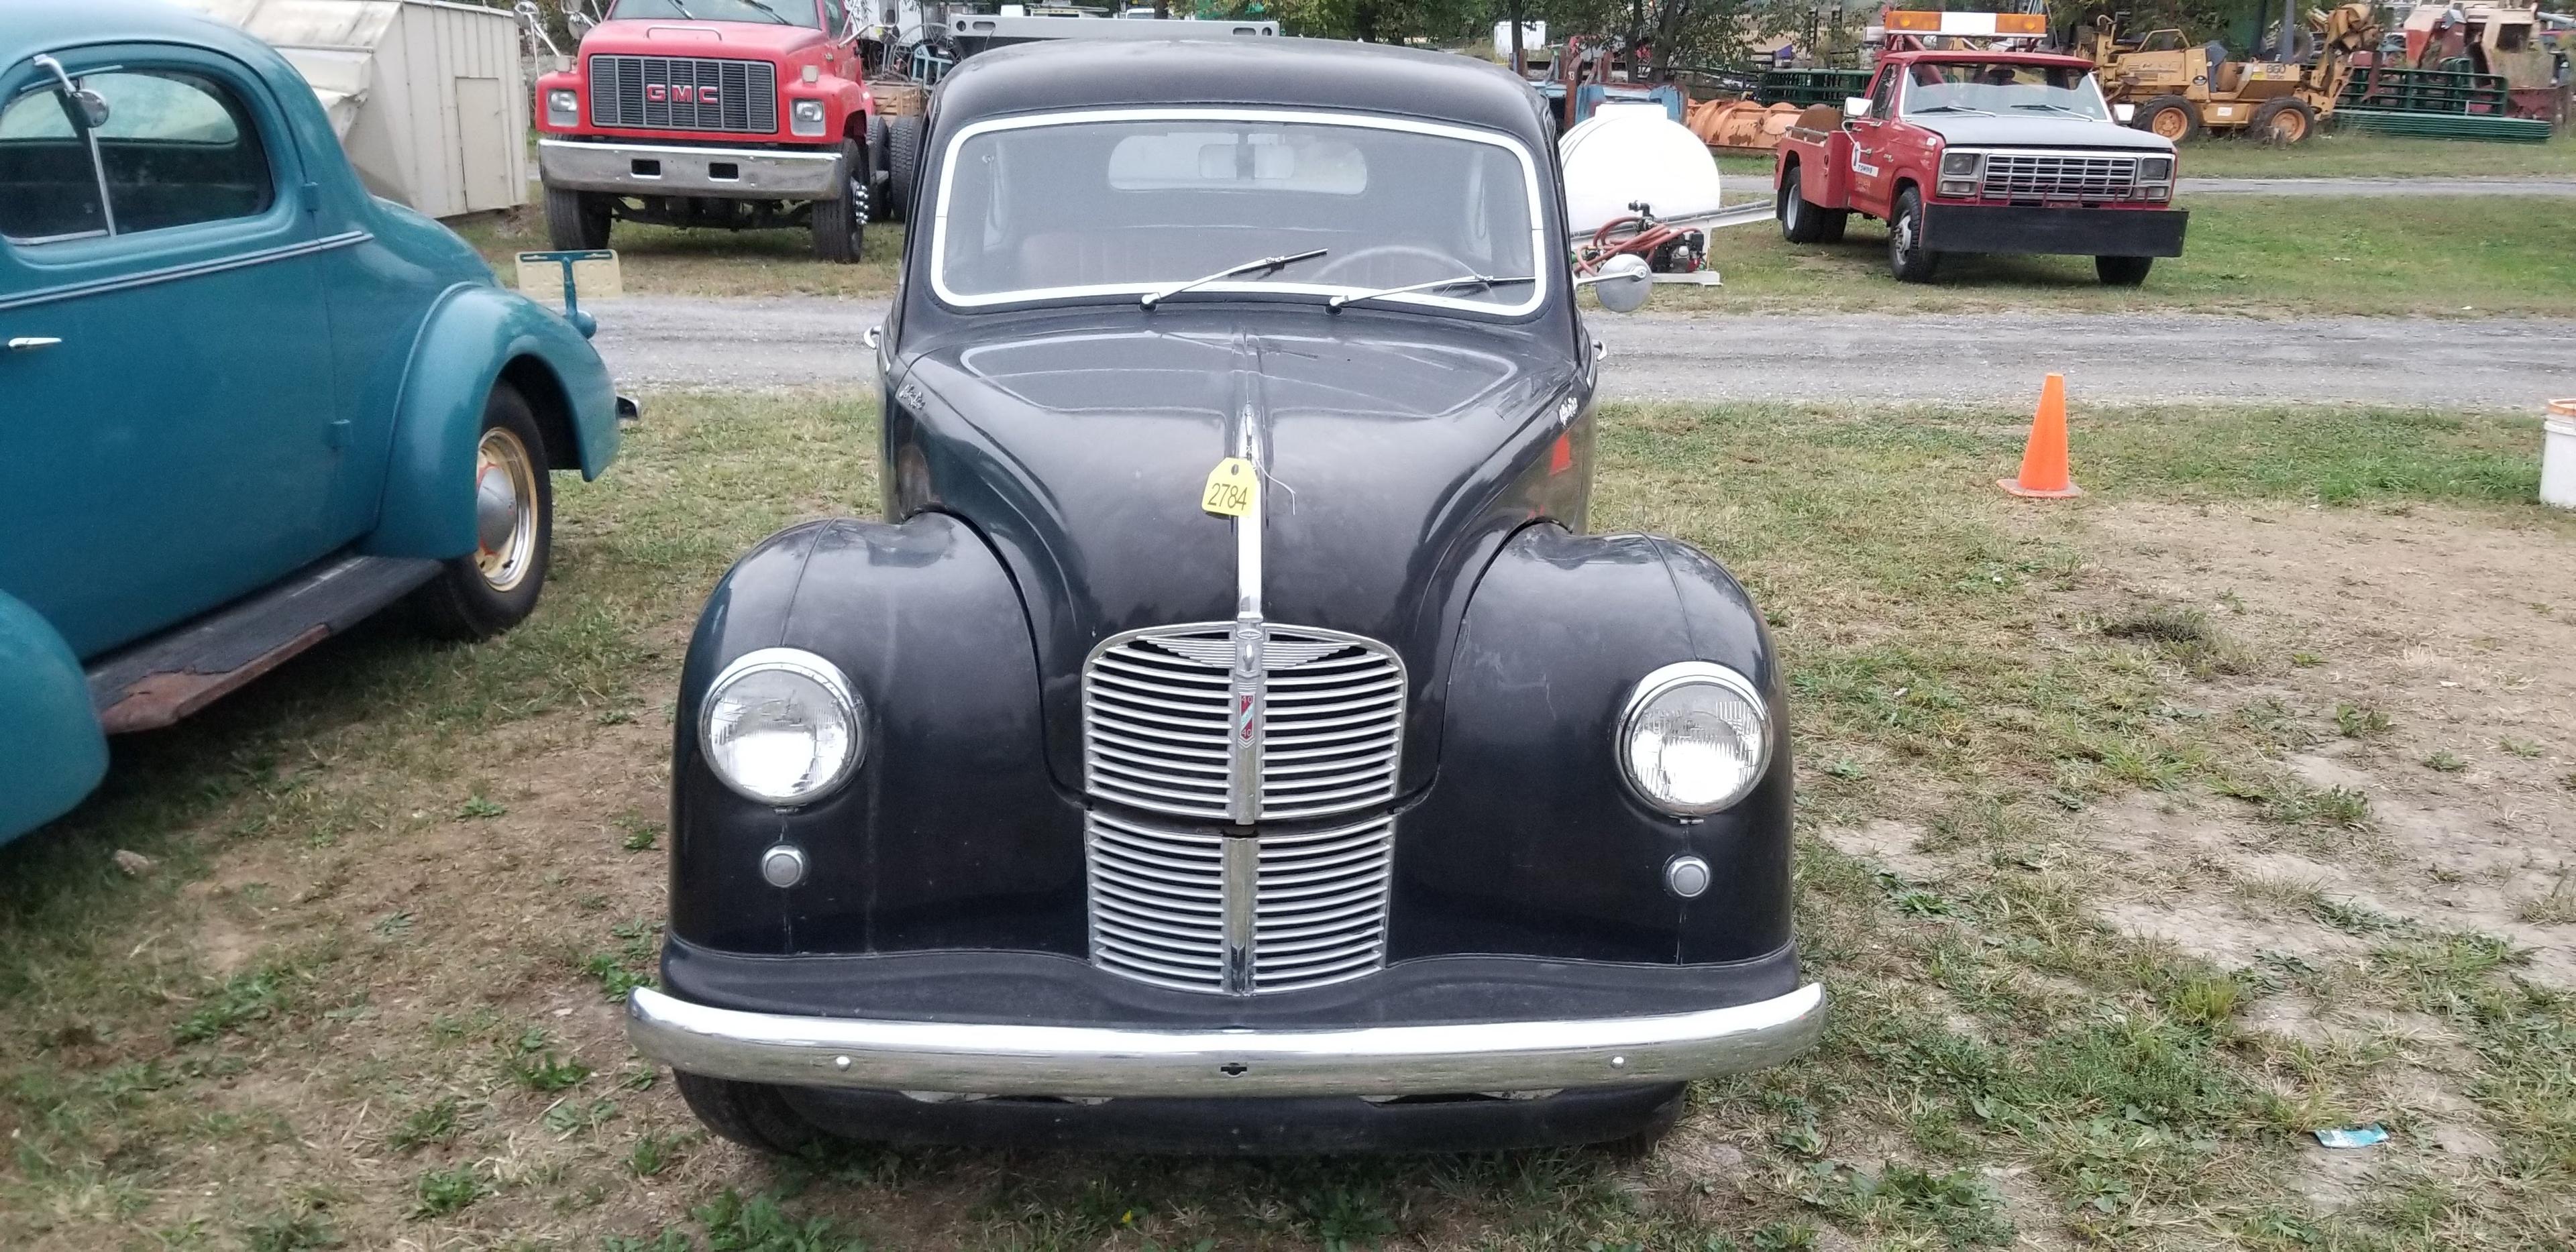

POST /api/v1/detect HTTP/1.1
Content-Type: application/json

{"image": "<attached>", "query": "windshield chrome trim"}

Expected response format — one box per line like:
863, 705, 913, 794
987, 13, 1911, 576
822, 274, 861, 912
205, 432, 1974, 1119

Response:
928, 107, 1550, 317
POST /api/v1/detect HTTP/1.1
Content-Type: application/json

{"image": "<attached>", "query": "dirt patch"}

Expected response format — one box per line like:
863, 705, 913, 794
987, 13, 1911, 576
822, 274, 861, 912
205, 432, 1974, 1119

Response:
1819, 818, 1948, 882
2072, 501, 2576, 986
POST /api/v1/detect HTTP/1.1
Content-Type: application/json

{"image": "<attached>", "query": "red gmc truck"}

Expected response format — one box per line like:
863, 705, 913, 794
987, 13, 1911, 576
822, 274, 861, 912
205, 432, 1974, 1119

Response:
1773, 49, 2187, 285
533, 0, 905, 262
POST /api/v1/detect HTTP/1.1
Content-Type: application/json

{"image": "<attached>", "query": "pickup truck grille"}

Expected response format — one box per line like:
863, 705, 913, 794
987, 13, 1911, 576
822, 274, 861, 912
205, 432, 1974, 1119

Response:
588, 54, 777, 134
1978, 152, 2142, 201
1086, 809, 1395, 994
1082, 624, 1405, 822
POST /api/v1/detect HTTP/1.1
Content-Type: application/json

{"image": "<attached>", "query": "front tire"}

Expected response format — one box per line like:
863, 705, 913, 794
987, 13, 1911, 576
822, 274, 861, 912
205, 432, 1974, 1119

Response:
810, 137, 868, 264
543, 183, 610, 250
673, 1072, 820, 1155
2135, 95, 2202, 143
2096, 255, 2155, 286
1886, 186, 1939, 283
412, 384, 553, 642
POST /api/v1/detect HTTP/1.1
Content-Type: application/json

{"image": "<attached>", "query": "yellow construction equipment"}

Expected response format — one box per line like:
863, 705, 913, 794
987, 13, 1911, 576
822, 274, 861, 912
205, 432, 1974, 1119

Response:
2080, 2, 2383, 142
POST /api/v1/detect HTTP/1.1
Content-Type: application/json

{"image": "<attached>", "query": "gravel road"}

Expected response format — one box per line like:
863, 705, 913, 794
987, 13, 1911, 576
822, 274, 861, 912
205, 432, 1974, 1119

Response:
592, 295, 2571, 410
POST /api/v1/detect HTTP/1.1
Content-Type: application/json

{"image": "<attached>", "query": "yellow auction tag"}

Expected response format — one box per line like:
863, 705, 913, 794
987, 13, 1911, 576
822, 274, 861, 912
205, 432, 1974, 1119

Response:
1201, 457, 1258, 518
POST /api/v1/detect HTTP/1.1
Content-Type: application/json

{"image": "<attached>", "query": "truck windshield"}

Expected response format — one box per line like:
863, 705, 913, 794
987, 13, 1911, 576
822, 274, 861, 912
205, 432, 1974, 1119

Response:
929, 111, 1546, 315
1902, 64, 2111, 120
607, 0, 820, 27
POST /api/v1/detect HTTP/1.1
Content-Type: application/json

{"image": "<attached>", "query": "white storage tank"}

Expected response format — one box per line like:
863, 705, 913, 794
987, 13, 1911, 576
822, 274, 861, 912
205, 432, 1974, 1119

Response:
1559, 102, 1724, 237
172, 0, 528, 219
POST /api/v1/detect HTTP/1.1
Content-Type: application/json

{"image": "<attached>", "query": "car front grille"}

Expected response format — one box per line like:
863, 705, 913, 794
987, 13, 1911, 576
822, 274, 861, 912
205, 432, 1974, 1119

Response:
1978, 152, 2142, 201
1086, 809, 1396, 994
587, 54, 777, 134
1082, 624, 1405, 822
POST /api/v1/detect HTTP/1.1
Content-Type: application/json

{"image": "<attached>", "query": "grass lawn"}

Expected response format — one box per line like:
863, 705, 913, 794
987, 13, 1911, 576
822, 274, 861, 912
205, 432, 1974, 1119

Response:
1677, 193, 2576, 315
454, 195, 2576, 319
4, 393, 2572, 1249
1719, 133, 2576, 183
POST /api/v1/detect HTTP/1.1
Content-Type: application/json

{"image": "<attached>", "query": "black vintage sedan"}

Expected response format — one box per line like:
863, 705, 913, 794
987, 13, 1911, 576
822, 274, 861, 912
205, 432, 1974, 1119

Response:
628, 36, 1825, 1153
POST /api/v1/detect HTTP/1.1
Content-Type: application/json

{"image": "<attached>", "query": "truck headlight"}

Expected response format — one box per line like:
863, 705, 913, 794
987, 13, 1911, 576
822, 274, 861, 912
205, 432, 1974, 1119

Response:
1617, 662, 1772, 816
1939, 150, 1983, 178
700, 648, 863, 807
790, 98, 827, 137
547, 89, 579, 127
2138, 156, 2174, 182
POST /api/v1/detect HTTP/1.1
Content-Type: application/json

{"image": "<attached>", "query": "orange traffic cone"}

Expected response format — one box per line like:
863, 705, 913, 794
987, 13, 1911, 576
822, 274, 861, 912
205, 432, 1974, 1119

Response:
1999, 374, 2084, 499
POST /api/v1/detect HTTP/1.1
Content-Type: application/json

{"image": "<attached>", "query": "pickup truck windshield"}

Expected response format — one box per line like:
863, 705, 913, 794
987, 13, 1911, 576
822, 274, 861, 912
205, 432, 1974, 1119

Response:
930, 112, 1546, 315
607, 0, 820, 27
1902, 64, 2111, 120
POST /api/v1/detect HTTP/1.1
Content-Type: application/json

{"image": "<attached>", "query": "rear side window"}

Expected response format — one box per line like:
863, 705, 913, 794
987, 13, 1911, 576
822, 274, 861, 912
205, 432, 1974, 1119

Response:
0, 66, 274, 245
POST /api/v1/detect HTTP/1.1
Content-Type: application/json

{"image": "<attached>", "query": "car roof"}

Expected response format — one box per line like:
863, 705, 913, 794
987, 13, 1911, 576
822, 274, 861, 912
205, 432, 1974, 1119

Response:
931, 36, 1553, 146
1881, 49, 2103, 68
3, 0, 285, 69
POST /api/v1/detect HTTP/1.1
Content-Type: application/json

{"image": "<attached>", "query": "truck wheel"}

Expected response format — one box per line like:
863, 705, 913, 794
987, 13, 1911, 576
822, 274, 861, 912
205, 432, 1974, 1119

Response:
2096, 255, 2155, 286
2250, 98, 2316, 144
885, 115, 923, 224
1886, 186, 1939, 284
543, 184, 610, 250
865, 115, 895, 221
811, 136, 868, 264
413, 383, 552, 642
1777, 165, 1846, 244
673, 1072, 820, 1155
2134, 95, 2201, 143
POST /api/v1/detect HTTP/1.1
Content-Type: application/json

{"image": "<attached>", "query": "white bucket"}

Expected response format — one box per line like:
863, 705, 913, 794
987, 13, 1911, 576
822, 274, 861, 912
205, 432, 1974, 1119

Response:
2546, 399, 2576, 511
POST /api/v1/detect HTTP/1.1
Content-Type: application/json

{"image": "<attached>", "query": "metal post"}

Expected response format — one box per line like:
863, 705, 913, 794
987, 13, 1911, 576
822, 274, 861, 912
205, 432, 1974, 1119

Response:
1509, 0, 1525, 76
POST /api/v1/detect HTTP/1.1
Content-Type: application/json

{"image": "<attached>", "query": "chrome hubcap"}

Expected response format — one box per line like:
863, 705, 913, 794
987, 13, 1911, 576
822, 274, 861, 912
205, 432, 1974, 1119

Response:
473, 427, 538, 592
1893, 213, 1915, 256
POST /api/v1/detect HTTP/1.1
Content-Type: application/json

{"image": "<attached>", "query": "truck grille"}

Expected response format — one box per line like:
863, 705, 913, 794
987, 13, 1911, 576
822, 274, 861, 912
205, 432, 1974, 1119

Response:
588, 54, 777, 134
1086, 809, 1396, 994
1978, 152, 2142, 201
1082, 624, 1405, 822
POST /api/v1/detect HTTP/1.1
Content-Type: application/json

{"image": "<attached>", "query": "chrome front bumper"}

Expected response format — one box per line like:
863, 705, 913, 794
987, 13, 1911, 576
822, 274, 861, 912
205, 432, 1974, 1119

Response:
626, 981, 1826, 1098
538, 139, 845, 200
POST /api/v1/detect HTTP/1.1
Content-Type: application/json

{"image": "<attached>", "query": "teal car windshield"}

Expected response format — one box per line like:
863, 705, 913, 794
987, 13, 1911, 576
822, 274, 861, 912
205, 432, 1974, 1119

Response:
930, 110, 1547, 315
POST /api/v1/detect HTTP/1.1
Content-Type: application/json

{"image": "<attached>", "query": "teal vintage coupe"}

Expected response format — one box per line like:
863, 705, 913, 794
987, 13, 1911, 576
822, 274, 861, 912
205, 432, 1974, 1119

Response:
0, 1, 623, 846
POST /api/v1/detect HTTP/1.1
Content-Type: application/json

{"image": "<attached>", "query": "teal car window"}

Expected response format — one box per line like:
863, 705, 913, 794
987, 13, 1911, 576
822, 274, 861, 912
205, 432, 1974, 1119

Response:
0, 87, 105, 242
85, 69, 275, 233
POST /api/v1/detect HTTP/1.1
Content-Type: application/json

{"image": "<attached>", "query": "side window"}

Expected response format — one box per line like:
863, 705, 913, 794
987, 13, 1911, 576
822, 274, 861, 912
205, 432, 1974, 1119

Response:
1870, 72, 1899, 120
0, 87, 107, 241
820, 0, 847, 34
87, 69, 275, 233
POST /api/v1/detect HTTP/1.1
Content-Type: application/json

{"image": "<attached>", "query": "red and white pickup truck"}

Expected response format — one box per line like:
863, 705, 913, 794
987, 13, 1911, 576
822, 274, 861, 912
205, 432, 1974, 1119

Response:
1773, 49, 2188, 285
533, 0, 900, 263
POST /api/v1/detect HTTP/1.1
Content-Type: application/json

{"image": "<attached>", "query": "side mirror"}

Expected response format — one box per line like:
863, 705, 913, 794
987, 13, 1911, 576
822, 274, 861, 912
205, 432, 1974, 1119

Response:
1843, 95, 1873, 121
2114, 101, 2137, 123
1577, 254, 1654, 314
71, 88, 110, 129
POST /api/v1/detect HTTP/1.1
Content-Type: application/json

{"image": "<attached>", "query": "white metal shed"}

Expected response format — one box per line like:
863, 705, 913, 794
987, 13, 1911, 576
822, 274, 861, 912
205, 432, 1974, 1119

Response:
171, 0, 527, 219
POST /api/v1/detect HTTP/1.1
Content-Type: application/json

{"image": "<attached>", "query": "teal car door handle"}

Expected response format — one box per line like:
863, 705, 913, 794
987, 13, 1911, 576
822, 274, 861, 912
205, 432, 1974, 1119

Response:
7, 337, 63, 351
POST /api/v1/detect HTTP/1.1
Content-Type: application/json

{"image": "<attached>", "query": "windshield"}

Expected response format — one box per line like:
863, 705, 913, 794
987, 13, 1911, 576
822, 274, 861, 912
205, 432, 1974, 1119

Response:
1901, 64, 2111, 119
930, 111, 1546, 315
607, 0, 820, 27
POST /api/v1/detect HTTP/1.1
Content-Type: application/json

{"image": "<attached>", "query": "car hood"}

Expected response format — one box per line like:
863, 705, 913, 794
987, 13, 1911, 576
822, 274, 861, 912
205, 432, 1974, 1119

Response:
889, 307, 1586, 794
580, 18, 822, 57
1914, 115, 2175, 150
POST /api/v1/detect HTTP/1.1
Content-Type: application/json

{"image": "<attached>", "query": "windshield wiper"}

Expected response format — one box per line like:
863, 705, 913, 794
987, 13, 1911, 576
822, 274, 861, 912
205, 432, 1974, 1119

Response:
733, 0, 795, 23
664, 0, 696, 17
1140, 249, 1329, 310
1911, 105, 1996, 116
1326, 272, 1536, 312
2011, 102, 2090, 115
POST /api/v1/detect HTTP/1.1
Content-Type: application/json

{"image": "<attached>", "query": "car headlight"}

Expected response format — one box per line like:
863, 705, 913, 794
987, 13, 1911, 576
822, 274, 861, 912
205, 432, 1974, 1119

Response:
547, 89, 579, 125
1939, 150, 1983, 178
700, 648, 863, 806
790, 98, 827, 137
2139, 156, 2174, 182
1617, 662, 1772, 816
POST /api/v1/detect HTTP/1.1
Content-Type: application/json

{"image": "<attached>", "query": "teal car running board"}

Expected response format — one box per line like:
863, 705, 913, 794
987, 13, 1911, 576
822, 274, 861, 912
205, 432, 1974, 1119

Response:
86, 554, 441, 734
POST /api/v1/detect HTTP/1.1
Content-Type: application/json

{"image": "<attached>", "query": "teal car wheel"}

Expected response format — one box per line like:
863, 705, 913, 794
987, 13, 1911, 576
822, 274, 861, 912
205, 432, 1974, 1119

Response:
414, 384, 553, 640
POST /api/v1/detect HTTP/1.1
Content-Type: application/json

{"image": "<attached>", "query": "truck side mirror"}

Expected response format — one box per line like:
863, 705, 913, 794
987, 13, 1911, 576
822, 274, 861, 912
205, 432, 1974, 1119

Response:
2114, 102, 2137, 122
1843, 95, 1873, 121
1576, 254, 1654, 314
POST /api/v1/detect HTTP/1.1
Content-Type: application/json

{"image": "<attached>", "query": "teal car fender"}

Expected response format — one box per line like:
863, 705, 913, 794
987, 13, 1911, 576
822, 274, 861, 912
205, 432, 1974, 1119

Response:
360, 284, 621, 560
0, 593, 109, 842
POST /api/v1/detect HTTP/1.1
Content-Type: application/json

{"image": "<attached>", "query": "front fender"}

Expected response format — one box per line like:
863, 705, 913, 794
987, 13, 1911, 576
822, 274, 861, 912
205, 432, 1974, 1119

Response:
0, 593, 108, 846
670, 513, 1079, 958
1395, 523, 1793, 966
360, 284, 618, 559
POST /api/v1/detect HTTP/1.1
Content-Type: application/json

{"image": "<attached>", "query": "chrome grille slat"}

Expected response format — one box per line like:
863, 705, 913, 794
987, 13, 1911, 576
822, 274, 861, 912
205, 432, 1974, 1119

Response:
1975, 150, 2143, 201
587, 54, 777, 134
1085, 809, 1395, 994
